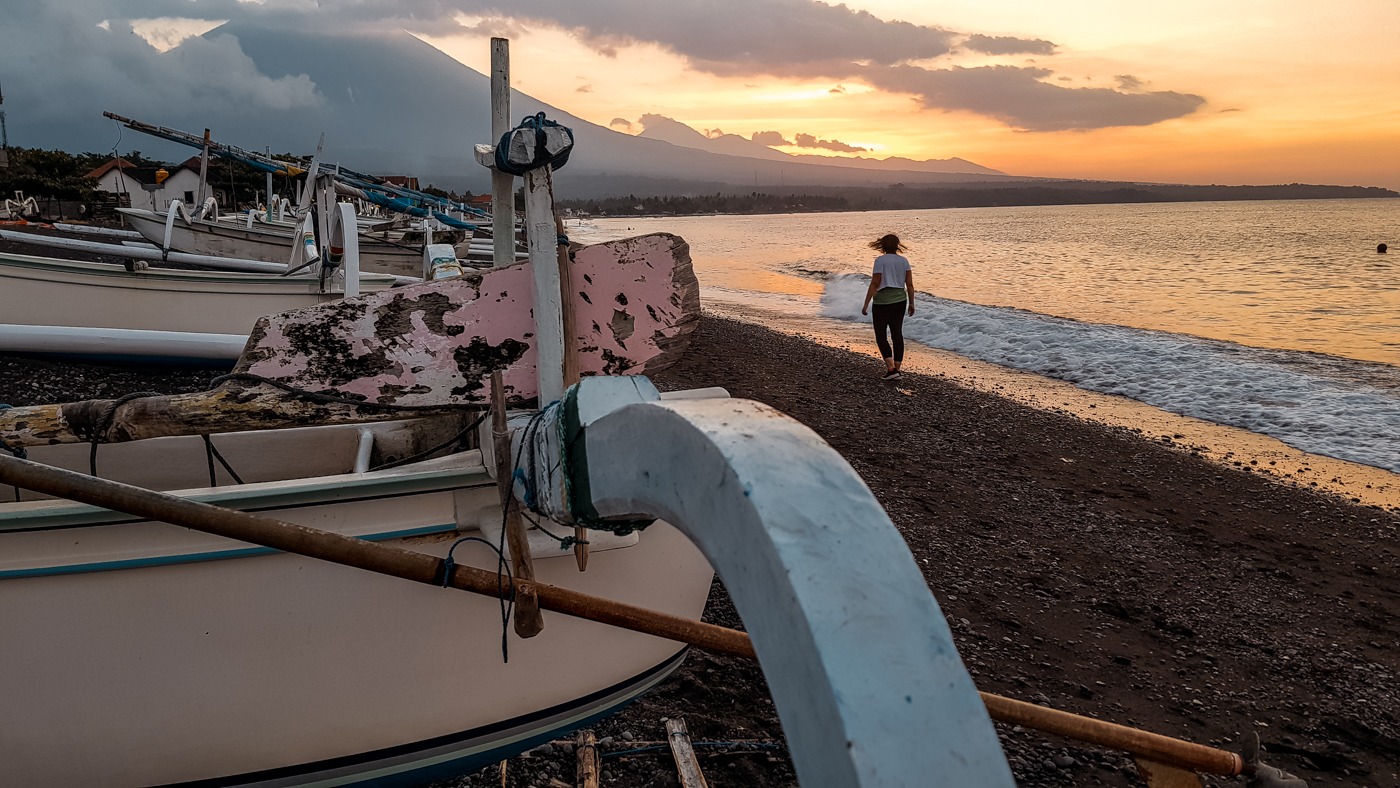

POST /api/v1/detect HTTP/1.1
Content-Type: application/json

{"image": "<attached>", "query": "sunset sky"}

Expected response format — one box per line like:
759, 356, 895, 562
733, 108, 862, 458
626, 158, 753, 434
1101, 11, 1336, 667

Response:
417, 1, 1400, 189
13, 1, 1400, 189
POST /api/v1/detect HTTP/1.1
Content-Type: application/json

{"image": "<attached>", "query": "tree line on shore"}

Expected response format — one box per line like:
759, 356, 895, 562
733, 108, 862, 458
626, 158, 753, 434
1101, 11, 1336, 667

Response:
4, 146, 1392, 219
558, 182, 1397, 217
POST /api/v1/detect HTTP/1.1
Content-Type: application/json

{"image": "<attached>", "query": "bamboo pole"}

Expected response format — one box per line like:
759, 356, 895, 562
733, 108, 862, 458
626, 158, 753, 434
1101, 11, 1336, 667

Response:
980, 693, 1241, 776
491, 371, 543, 637
555, 214, 588, 571
0, 454, 1248, 779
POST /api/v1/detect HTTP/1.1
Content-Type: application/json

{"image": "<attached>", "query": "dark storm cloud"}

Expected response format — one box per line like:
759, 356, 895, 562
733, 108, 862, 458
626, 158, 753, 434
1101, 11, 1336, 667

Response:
751, 131, 793, 146
793, 133, 866, 152
2, 0, 1207, 138
468, 0, 1203, 129
962, 33, 1055, 56
0, 2, 321, 148
873, 65, 1205, 131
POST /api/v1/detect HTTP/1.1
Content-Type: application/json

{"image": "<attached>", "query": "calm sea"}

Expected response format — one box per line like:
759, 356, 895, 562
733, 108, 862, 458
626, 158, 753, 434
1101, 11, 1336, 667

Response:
572, 199, 1400, 473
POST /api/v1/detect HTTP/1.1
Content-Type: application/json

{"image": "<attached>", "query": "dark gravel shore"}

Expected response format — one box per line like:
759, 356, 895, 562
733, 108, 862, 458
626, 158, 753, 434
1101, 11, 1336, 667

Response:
3, 313, 1396, 787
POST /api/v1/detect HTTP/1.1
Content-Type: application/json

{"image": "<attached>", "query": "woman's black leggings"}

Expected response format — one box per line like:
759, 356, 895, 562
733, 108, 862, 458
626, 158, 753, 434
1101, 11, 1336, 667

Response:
872, 300, 906, 362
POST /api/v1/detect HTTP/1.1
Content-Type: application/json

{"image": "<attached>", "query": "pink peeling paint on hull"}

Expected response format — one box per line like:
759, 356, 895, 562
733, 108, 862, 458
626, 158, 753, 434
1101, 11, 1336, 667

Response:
237, 233, 700, 407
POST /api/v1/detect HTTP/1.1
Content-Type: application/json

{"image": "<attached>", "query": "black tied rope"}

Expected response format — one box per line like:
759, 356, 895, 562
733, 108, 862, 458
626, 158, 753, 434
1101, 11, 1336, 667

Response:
202, 434, 245, 486
439, 535, 516, 663
369, 410, 489, 472
87, 391, 161, 477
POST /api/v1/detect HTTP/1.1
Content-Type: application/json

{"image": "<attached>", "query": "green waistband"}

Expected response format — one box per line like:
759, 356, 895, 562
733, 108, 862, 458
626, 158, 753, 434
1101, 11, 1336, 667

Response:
872, 287, 907, 305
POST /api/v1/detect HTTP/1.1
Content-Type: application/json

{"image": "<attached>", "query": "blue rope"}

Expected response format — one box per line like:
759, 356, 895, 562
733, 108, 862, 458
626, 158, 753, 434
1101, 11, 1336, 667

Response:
603, 741, 785, 759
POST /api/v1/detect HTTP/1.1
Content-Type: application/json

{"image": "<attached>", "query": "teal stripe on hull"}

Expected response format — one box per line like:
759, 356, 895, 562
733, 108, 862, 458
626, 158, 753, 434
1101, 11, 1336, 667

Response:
0, 523, 458, 580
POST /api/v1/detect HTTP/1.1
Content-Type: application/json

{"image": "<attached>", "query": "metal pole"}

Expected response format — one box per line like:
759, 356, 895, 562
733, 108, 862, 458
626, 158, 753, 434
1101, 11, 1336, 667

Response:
490, 38, 515, 269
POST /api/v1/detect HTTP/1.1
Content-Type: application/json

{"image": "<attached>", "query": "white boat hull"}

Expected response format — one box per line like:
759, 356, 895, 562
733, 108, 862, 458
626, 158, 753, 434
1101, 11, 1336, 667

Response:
120, 208, 424, 278
0, 251, 399, 361
0, 421, 712, 786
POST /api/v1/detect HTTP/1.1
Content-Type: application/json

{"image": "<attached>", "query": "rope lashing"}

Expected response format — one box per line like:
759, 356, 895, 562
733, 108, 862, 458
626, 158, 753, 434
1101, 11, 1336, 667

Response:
86, 391, 161, 476
439, 535, 515, 662
202, 434, 245, 486
494, 112, 574, 176
557, 384, 654, 536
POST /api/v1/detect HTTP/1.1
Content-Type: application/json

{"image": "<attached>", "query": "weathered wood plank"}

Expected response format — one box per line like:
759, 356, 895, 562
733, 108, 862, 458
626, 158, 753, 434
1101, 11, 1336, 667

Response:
665, 717, 709, 788
575, 730, 599, 788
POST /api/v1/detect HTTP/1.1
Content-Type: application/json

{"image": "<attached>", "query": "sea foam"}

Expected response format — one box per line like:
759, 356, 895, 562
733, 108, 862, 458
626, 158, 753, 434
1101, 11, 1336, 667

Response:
821, 274, 1400, 474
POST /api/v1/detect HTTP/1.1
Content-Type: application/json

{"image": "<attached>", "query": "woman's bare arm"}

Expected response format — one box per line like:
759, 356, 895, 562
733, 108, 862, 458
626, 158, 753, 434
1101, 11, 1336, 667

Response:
862, 273, 883, 314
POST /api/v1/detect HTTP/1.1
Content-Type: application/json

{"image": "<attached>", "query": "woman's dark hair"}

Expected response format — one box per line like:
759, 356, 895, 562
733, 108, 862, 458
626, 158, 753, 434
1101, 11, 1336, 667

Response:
868, 234, 906, 254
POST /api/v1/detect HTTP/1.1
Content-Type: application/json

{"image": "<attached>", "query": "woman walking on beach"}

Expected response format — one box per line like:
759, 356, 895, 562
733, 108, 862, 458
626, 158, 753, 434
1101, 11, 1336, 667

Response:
861, 233, 916, 379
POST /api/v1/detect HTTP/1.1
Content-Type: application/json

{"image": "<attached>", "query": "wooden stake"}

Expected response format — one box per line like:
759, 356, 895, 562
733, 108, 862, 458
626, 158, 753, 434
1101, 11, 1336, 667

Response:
491, 371, 543, 638
556, 213, 588, 572
665, 717, 709, 788
575, 730, 600, 788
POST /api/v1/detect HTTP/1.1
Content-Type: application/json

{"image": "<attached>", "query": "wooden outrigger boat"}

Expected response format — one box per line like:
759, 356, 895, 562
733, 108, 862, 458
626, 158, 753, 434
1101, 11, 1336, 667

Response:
0, 224, 713, 784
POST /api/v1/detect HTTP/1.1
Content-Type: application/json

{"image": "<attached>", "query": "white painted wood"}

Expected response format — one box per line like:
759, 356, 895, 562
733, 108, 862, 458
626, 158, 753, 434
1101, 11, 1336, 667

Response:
334, 201, 361, 297
524, 166, 566, 404
0, 229, 321, 275
490, 37, 515, 270
576, 383, 1016, 787
51, 223, 142, 239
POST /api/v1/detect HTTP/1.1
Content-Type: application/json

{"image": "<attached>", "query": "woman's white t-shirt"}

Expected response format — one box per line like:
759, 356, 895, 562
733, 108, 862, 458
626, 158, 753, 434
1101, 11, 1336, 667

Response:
871, 253, 911, 292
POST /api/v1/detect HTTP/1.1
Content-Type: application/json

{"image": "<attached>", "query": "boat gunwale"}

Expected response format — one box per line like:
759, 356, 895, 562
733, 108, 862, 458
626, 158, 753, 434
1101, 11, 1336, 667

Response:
0, 452, 491, 533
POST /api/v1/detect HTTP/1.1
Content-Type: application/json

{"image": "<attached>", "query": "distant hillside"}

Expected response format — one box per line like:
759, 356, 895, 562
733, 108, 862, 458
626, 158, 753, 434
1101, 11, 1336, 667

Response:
92, 22, 1023, 199
632, 114, 1003, 176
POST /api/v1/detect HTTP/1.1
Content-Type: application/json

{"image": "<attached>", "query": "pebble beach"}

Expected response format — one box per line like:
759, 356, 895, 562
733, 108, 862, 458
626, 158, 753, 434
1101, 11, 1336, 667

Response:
2, 313, 1397, 787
